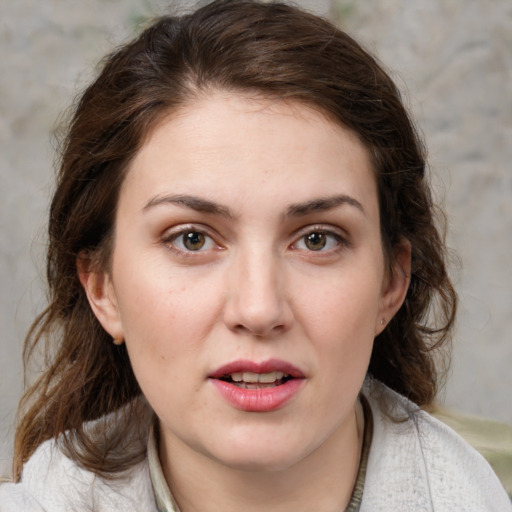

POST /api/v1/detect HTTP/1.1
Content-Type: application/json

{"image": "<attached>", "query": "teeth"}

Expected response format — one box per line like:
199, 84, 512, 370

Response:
257, 371, 284, 383
243, 372, 260, 383
230, 371, 286, 383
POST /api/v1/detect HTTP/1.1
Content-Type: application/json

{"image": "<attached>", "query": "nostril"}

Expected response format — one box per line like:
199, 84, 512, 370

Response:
233, 322, 286, 337
233, 323, 266, 336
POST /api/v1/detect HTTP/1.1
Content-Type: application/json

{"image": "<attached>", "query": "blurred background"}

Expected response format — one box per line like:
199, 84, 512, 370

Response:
1, 0, 511, 479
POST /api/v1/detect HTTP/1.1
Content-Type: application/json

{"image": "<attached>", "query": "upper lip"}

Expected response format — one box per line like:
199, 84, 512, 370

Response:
209, 359, 306, 379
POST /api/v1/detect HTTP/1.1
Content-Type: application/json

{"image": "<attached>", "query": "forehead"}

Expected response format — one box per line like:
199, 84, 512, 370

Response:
121, 91, 378, 216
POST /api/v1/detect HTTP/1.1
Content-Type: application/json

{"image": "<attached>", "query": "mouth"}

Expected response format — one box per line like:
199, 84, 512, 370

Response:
209, 358, 305, 384
208, 359, 305, 411
217, 371, 294, 389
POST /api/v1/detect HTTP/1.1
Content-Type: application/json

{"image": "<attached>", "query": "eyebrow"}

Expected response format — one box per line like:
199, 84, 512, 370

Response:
285, 195, 365, 217
143, 194, 234, 217
143, 193, 364, 218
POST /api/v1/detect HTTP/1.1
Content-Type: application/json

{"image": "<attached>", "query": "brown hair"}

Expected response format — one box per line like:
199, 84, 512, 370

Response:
14, 0, 456, 479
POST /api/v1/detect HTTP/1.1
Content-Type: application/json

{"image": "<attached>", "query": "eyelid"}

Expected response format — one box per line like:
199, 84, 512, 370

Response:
161, 224, 224, 254
290, 224, 351, 251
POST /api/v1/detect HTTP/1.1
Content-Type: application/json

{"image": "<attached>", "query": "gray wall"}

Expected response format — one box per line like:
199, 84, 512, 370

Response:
1, 0, 510, 479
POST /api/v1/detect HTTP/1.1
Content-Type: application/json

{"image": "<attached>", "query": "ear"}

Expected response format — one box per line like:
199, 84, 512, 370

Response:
375, 239, 411, 336
77, 253, 124, 344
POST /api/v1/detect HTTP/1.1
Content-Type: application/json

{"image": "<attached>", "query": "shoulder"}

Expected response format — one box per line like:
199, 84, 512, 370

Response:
431, 404, 512, 497
361, 379, 512, 512
0, 438, 155, 512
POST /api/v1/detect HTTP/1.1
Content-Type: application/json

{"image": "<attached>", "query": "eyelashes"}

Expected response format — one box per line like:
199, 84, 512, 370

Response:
161, 225, 350, 257
161, 225, 221, 258
168, 230, 217, 252
290, 228, 348, 253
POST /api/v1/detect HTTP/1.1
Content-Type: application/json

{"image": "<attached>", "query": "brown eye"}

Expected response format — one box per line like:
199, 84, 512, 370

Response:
292, 229, 345, 253
304, 232, 327, 251
183, 231, 206, 251
165, 228, 217, 254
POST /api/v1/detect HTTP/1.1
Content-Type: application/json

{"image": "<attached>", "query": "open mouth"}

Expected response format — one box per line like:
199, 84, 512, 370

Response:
218, 371, 294, 389
209, 360, 305, 411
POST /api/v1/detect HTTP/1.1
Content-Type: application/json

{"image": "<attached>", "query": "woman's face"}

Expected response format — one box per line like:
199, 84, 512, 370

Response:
84, 91, 409, 473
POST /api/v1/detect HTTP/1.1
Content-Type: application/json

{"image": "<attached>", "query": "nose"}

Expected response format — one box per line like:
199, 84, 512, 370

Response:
223, 248, 293, 338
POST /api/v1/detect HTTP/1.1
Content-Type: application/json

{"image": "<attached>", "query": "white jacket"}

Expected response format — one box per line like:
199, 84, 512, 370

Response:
1, 381, 510, 511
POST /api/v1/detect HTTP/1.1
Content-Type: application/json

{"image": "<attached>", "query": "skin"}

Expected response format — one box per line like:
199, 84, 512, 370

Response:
81, 91, 410, 512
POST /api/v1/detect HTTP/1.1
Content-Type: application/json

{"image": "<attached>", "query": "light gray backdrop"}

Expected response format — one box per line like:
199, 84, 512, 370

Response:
1, 0, 510, 479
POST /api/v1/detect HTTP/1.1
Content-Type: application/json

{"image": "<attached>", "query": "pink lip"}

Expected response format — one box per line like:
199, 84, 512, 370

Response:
209, 359, 305, 379
209, 359, 306, 412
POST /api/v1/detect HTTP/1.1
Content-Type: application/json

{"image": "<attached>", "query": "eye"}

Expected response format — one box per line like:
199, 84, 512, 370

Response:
167, 229, 217, 252
293, 229, 344, 252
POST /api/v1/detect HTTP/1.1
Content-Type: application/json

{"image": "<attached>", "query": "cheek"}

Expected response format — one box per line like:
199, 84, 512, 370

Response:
113, 259, 223, 361
295, 264, 383, 337
117, 279, 218, 408
294, 263, 383, 380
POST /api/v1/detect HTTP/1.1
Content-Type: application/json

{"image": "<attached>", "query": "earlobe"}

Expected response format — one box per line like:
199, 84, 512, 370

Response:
376, 240, 411, 335
77, 253, 124, 342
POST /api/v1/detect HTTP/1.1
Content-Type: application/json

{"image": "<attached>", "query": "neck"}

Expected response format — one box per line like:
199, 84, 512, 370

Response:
159, 402, 364, 512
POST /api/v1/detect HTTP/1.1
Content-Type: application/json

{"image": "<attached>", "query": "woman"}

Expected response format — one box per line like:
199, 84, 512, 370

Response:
1, 1, 509, 510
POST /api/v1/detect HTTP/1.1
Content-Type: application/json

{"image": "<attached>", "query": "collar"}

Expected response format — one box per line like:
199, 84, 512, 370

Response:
147, 421, 180, 512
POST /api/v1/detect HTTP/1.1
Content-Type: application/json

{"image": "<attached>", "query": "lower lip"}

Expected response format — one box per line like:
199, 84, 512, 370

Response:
210, 378, 304, 412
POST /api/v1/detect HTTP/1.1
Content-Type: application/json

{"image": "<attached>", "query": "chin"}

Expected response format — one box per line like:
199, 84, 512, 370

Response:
219, 455, 299, 474
209, 440, 307, 474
